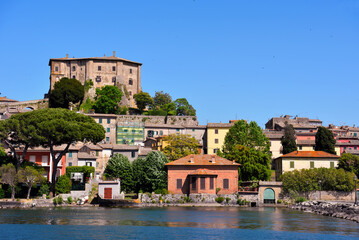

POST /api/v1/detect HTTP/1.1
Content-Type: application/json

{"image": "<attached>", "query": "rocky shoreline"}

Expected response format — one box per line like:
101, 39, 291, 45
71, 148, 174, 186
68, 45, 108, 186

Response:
291, 201, 359, 223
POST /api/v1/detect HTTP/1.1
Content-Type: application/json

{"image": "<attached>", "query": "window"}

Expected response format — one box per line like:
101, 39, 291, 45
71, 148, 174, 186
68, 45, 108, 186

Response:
129, 79, 133, 85
98, 66, 101, 71
112, 77, 116, 82
200, 177, 206, 190
107, 128, 110, 133
355, 133, 357, 137
130, 69, 133, 74
210, 177, 214, 189
290, 161, 294, 168
132, 130, 136, 133
107, 118, 111, 124
299, 146, 302, 150
69, 151, 72, 158
86, 162, 92, 167
129, 91, 132, 96
96, 162, 99, 168
122, 139, 126, 144
72, 75, 76, 79
96, 76, 101, 82
96, 151, 99, 156
42, 155, 48, 166
68, 162, 72, 166
223, 179, 229, 189
99, 118, 102, 123
177, 179, 182, 189
215, 139, 219, 144
312, 146, 315, 150
176, 129, 180, 132
192, 129, 195, 132
355, 147, 357, 150
112, 66, 116, 71
30, 155, 36, 163
55, 66, 59, 72
106, 137, 109, 142
191, 177, 196, 190
72, 66, 76, 71
214, 148, 219, 153
310, 161, 314, 168
160, 131, 163, 136
330, 162, 335, 168
215, 129, 218, 134
131, 151, 136, 158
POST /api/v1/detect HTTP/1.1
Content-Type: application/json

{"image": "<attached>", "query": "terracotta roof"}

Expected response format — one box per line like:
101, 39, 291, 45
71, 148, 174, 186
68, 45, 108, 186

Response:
0, 96, 18, 102
166, 154, 240, 166
49, 56, 142, 65
112, 145, 139, 150
77, 152, 97, 159
263, 130, 284, 139
188, 168, 218, 176
279, 151, 339, 158
85, 144, 103, 150
295, 131, 316, 136
207, 123, 234, 128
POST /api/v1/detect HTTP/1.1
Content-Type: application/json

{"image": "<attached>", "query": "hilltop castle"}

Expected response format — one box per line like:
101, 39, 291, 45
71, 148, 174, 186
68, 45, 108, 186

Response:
48, 51, 142, 107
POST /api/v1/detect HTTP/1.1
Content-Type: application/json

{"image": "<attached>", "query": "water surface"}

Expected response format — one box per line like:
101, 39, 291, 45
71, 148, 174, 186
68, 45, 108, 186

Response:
0, 207, 358, 239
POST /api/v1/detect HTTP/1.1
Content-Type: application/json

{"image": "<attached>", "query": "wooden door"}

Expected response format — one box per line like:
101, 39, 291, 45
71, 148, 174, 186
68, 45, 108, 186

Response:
104, 188, 112, 199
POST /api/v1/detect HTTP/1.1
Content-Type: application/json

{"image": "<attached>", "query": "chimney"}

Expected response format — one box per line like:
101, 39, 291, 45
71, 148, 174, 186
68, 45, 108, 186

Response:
66, 54, 69, 59
113, 51, 116, 57
211, 156, 216, 163
190, 156, 194, 163
233, 160, 235, 164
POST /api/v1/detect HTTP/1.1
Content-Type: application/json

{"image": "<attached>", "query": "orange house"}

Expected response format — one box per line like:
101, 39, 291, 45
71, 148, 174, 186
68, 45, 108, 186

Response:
166, 154, 239, 195
18, 147, 66, 182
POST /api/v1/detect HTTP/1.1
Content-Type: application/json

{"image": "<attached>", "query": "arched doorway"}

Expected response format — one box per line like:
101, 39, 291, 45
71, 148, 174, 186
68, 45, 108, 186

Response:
263, 188, 275, 204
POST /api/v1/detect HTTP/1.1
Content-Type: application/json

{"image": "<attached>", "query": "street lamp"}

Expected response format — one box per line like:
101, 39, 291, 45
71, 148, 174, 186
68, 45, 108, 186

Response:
318, 180, 322, 200
354, 175, 358, 206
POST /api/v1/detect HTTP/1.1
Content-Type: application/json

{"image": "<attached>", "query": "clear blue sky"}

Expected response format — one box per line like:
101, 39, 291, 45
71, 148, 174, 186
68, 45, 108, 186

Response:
1, 0, 358, 127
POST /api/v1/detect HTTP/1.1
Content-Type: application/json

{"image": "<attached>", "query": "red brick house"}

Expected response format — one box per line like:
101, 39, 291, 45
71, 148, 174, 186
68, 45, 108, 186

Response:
166, 154, 239, 194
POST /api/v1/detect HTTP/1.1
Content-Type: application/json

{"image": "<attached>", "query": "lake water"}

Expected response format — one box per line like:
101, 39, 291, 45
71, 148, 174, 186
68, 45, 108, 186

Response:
0, 206, 358, 239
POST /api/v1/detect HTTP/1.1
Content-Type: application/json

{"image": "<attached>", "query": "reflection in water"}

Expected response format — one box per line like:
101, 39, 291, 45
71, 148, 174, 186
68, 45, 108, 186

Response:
0, 207, 358, 239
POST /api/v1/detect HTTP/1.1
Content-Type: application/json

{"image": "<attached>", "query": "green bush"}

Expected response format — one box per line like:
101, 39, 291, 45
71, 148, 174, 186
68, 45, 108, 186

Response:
53, 197, 58, 205
0, 188, 4, 199
154, 188, 169, 195
226, 197, 231, 204
67, 196, 73, 204
38, 184, 50, 196
184, 196, 192, 203
215, 196, 224, 203
277, 199, 282, 204
55, 175, 72, 194
237, 198, 244, 205
295, 197, 306, 203
57, 196, 63, 204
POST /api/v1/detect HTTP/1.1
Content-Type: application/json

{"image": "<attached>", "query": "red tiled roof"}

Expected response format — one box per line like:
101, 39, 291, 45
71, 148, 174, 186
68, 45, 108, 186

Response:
188, 168, 218, 176
0, 96, 18, 102
280, 151, 339, 158
166, 154, 240, 166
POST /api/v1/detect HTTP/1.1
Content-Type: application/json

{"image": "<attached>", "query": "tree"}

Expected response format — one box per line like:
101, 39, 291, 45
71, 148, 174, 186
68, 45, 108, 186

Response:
104, 154, 133, 193
162, 134, 199, 161
152, 91, 172, 109
315, 127, 336, 154
55, 175, 72, 194
174, 98, 196, 116
93, 86, 123, 114
134, 92, 153, 113
223, 120, 270, 154
281, 124, 297, 154
338, 153, 359, 177
49, 78, 84, 109
0, 164, 18, 200
219, 120, 271, 181
132, 151, 169, 192
16, 108, 105, 196
18, 166, 45, 199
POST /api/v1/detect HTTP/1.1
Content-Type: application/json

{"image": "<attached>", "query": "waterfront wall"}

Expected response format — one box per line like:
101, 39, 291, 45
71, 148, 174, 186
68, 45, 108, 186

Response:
308, 191, 355, 201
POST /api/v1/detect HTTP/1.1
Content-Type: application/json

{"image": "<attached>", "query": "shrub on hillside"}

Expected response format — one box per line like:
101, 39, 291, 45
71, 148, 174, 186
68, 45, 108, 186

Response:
55, 175, 72, 194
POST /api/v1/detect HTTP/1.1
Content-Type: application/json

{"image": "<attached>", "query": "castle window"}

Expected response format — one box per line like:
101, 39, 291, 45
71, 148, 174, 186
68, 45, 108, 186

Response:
112, 66, 116, 71
96, 76, 101, 82
129, 79, 133, 85
55, 66, 58, 72
112, 77, 116, 82
72, 75, 76, 79
98, 66, 101, 71
72, 66, 76, 71
130, 69, 133, 74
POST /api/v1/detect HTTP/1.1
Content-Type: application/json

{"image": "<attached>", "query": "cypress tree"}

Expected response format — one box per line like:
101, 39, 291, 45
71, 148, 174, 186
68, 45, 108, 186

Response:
281, 124, 297, 154
315, 127, 336, 154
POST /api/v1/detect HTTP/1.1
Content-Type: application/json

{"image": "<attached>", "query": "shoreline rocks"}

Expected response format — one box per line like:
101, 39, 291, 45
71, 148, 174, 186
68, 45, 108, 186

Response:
291, 201, 359, 223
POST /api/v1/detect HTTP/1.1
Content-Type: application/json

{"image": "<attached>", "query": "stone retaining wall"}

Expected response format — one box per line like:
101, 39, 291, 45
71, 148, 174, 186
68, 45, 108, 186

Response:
308, 191, 355, 201
291, 201, 359, 223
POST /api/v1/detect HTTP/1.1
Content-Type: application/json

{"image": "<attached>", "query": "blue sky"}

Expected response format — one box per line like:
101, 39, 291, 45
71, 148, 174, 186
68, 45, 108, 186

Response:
0, 0, 358, 127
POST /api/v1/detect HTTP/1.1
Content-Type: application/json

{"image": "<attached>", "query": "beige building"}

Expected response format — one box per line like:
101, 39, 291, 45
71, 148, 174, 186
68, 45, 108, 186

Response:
49, 52, 142, 107
206, 122, 235, 154
263, 130, 284, 159
274, 151, 339, 181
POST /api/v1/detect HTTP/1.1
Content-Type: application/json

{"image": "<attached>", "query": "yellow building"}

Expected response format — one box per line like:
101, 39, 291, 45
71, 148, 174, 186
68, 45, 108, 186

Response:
274, 151, 339, 181
206, 122, 235, 154
297, 140, 341, 156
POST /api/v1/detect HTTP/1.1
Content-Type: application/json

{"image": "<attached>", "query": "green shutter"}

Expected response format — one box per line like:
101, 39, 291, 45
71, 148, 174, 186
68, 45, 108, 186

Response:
330, 162, 335, 168
310, 161, 314, 168
290, 161, 294, 168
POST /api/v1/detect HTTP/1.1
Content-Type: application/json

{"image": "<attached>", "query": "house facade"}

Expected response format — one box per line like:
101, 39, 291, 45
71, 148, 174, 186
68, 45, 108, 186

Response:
274, 151, 339, 181
166, 154, 239, 195
206, 122, 235, 154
